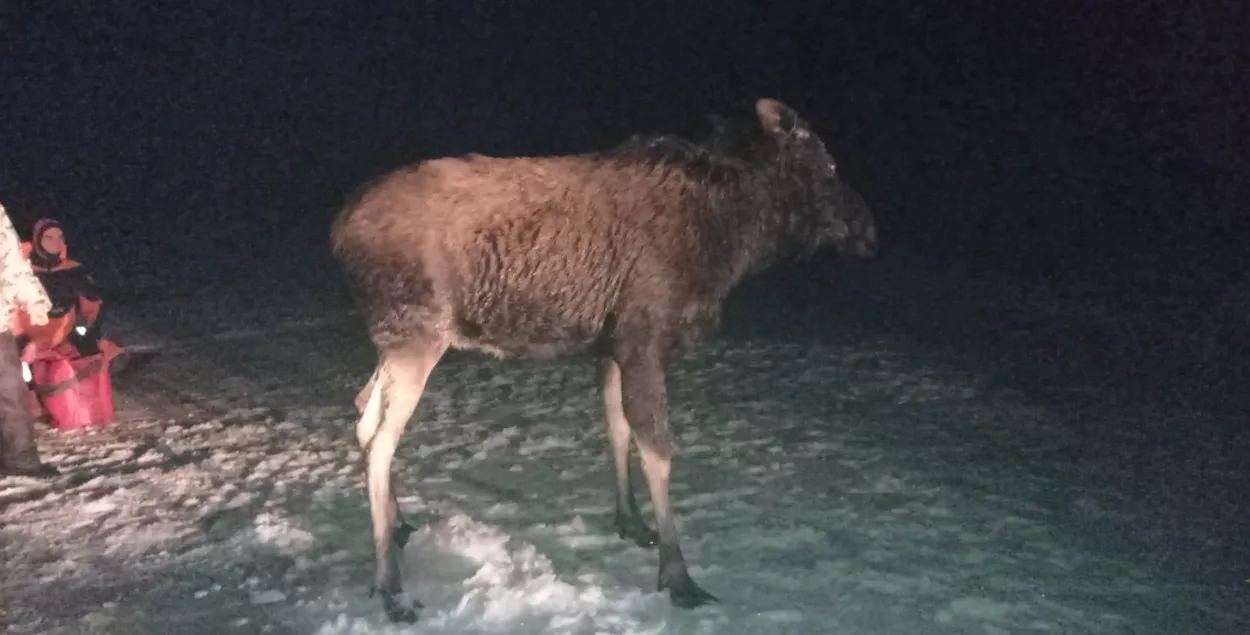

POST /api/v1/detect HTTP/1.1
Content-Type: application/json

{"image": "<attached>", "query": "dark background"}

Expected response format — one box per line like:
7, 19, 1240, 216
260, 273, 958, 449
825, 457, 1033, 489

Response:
4, 4, 1249, 627
2, 0, 1247, 406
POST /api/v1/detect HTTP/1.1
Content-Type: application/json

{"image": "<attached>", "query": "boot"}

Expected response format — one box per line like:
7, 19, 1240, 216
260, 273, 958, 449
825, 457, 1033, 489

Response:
0, 455, 59, 478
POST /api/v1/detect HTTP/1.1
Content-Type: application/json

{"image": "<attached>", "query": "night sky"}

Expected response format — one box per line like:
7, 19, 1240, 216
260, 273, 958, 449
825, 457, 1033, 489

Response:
2, 1, 1246, 285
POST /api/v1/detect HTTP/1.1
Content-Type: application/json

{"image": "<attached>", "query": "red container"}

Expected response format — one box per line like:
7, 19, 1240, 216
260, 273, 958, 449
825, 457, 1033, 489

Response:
29, 354, 115, 430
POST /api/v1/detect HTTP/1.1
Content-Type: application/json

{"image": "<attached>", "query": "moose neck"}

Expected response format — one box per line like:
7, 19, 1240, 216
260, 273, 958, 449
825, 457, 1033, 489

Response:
705, 155, 812, 293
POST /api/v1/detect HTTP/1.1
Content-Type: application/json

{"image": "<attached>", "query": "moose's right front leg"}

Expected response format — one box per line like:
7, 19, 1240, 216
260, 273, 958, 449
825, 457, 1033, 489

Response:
615, 347, 718, 609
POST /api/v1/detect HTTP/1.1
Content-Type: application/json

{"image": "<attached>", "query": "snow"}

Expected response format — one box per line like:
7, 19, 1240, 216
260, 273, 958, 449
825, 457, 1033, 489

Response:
0, 270, 1245, 634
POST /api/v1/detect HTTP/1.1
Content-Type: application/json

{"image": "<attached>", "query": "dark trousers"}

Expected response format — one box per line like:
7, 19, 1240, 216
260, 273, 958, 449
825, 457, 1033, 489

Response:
0, 330, 40, 466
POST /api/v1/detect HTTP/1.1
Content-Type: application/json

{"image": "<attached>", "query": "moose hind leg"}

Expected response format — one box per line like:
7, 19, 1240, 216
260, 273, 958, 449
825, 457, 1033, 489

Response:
601, 358, 659, 547
617, 353, 718, 608
356, 371, 416, 550
358, 344, 446, 623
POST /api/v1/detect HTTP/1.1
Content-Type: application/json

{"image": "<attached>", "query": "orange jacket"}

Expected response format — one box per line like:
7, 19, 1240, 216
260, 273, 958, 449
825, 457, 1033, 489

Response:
12, 241, 100, 346
21, 240, 85, 272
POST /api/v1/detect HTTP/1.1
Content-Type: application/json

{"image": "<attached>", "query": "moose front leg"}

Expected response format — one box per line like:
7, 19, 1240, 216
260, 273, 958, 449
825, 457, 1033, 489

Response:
616, 350, 718, 608
600, 358, 660, 547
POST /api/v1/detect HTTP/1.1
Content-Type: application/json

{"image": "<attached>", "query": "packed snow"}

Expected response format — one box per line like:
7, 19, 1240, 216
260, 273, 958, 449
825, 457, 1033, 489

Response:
0, 268, 1245, 634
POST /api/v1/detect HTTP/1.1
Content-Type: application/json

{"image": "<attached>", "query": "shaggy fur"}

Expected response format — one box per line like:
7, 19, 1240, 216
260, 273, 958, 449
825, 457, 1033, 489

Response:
331, 98, 876, 622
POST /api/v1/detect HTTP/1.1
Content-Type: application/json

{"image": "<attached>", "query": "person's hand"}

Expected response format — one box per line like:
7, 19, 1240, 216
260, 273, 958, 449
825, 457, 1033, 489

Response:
26, 306, 48, 327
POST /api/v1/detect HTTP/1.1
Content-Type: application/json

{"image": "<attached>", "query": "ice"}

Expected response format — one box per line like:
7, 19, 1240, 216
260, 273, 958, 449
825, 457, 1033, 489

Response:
251, 589, 288, 605
252, 512, 316, 554
0, 270, 1243, 635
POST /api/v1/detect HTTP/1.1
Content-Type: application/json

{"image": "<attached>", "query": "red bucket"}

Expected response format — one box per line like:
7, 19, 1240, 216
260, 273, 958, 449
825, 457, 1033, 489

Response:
28, 353, 115, 430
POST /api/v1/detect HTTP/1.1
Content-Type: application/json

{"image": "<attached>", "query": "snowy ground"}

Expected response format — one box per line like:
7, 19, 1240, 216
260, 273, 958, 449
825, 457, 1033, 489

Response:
1, 264, 1246, 634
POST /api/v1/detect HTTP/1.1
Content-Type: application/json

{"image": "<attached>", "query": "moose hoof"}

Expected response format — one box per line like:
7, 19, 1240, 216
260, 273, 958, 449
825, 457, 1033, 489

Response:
615, 517, 659, 548
661, 574, 718, 609
380, 591, 421, 623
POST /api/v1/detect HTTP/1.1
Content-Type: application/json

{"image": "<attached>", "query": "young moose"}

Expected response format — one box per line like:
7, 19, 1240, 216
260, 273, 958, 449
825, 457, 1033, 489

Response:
331, 98, 877, 622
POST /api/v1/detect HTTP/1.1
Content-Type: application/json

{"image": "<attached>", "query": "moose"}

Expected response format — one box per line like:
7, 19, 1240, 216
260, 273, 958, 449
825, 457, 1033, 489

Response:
331, 98, 877, 622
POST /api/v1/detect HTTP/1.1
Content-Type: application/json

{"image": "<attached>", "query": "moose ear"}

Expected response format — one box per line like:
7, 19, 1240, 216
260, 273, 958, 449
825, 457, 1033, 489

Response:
756, 98, 809, 139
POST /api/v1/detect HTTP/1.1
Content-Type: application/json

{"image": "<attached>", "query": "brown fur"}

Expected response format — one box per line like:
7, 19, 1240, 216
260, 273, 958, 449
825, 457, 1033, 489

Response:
331, 98, 876, 619
334, 101, 874, 363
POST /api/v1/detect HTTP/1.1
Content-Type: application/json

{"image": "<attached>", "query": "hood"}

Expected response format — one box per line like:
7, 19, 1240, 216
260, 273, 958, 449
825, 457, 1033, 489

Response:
29, 218, 66, 270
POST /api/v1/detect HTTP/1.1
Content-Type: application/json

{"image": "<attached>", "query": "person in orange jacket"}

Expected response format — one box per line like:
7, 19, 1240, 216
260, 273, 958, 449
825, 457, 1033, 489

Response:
23, 219, 121, 363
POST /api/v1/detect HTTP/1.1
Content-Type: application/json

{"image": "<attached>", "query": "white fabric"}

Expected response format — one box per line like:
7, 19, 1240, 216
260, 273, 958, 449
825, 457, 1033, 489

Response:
0, 203, 52, 332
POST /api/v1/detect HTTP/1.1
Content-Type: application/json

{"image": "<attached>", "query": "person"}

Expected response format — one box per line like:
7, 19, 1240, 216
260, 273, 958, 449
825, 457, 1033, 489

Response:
25, 219, 128, 368
28, 219, 128, 363
28, 219, 102, 314
0, 203, 55, 477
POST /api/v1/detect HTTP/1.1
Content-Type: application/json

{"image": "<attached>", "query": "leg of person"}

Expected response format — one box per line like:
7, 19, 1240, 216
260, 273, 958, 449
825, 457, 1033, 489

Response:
0, 330, 57, 477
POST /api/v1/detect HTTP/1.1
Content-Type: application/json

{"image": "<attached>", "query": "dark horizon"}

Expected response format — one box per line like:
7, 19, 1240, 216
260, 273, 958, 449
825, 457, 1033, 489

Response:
3, 1, 1246, 278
